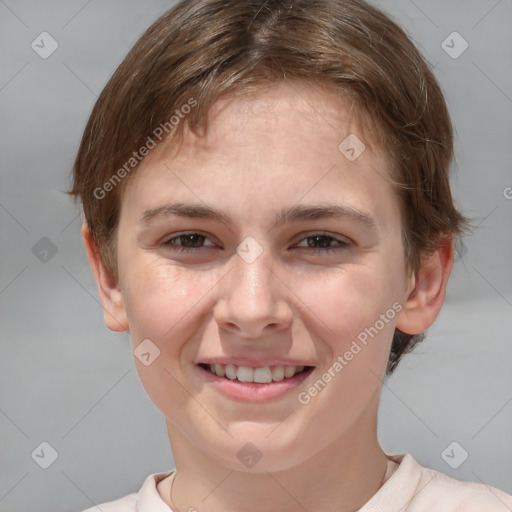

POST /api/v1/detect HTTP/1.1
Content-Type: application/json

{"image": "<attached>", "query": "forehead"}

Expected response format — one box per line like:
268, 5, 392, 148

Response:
179, 81, 381, 157
119, 81, 399, 231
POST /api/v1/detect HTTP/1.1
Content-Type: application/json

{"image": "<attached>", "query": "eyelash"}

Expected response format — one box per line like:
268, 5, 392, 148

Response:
161, 232, 350, 254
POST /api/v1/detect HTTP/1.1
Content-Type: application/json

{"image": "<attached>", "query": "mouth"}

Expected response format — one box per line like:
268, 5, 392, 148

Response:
198, 362, 313, 383
196, 362, 315, 402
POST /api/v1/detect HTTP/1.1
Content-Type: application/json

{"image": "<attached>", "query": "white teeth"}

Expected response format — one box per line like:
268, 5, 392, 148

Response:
254, 367, 273, 383
225, 364, 237, 380
272, 365, 285, 381
236, 366, 254, 382
204, 363, 307, 383
214, 363, 225, 377
284, 366, 296, 378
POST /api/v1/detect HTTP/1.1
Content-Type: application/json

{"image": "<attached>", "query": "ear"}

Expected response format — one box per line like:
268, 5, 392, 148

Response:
395, 236, 454, 335
81, 220, 129, 332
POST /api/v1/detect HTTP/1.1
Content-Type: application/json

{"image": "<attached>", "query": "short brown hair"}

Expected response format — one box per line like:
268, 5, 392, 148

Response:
67, 0, 469, 374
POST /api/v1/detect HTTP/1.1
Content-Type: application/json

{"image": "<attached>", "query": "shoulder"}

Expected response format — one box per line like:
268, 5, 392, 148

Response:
415, 463, 512, 511
78, 470, 174, 512
81, 492, 137, 512
389, 453, 512, 511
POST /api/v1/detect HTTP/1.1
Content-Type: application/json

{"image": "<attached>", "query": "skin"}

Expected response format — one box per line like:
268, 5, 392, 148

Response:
82, 81, 453, 512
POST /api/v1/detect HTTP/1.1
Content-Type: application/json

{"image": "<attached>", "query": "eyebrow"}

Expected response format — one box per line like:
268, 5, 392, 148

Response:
138, 201, 377, 232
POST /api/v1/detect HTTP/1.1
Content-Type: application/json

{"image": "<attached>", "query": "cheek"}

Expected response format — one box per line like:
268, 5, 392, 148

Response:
122, 262, 209, 342
301, 264, 398, 347
292, 270, 396, 433
122, 263, 216, 413
294, 262, 402, 419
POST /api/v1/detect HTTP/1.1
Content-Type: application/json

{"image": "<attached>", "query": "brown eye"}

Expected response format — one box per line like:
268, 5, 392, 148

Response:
295, 233, 350, 253
162, 232, 215, 252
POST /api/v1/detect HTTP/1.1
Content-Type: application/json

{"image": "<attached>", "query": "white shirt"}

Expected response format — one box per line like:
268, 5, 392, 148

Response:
81, 453, 512, 511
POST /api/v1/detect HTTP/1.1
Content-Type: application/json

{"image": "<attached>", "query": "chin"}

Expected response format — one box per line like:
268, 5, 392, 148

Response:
205, 430, 317, 473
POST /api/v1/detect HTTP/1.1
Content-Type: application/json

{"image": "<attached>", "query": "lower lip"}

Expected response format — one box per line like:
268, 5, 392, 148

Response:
196, 365, 315, 402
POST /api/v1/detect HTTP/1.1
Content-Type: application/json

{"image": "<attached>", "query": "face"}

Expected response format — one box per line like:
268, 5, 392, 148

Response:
108, 82, 414, 471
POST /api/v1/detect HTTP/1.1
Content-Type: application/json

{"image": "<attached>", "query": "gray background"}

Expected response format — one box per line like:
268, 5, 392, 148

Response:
0, 0, 511, 510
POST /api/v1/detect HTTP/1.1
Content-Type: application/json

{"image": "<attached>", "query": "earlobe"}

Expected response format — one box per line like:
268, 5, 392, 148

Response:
81, 220, 129, 332
395, 237, 454, 335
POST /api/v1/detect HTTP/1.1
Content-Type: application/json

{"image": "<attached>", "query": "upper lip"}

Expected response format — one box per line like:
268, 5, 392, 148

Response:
196, 357, 315, 367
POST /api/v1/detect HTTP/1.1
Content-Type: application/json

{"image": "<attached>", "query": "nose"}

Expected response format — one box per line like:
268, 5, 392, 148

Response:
213, 244, 293, 339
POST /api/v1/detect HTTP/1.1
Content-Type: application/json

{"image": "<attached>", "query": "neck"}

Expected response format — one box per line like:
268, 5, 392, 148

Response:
161, 405, 390, 512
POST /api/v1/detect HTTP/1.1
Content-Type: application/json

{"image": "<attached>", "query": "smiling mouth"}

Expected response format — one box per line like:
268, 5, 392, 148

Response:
198, 363, 314, 384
